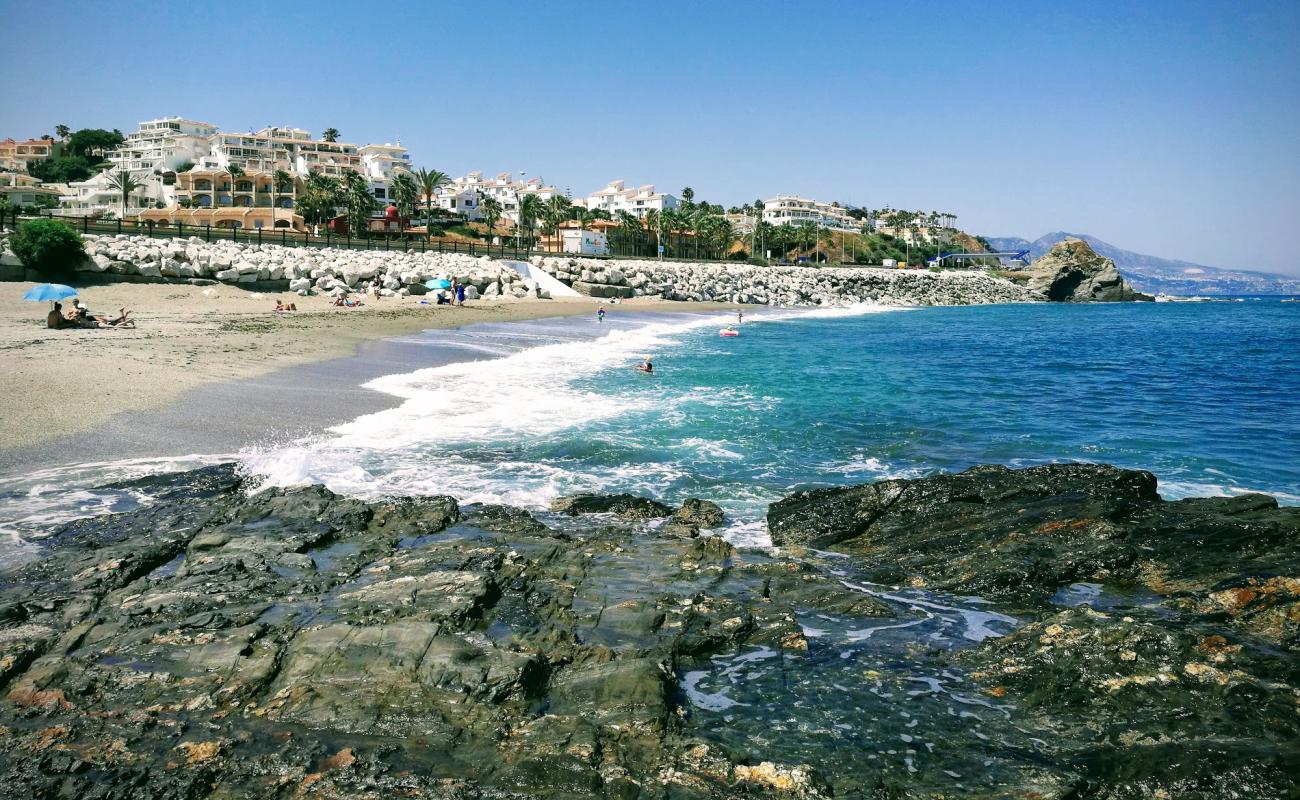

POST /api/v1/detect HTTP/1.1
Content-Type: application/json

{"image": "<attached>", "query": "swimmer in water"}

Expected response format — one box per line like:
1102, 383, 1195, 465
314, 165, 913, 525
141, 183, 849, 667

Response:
737, 309, 743, 324
634, 358, 653, 374
597, 307, 606, 323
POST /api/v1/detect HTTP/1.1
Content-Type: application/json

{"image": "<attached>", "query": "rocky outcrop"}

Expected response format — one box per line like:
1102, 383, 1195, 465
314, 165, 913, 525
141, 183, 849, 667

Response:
1022, 237, 1154, 301
0, 467, 864, 798
532, 254, 1037, 307
549, 492, 674, 519
767, 462, 1300, 796
3, 462, 1295, 796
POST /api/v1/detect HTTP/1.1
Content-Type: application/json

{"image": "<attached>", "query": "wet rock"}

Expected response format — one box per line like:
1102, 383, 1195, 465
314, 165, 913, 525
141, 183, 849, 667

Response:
673, 498, 725, 528
366, 494, 459, 537
550, 493, 673, 519
769, 463, 1164, 603
462, 503, 551, 535
3, 462, 1295, 797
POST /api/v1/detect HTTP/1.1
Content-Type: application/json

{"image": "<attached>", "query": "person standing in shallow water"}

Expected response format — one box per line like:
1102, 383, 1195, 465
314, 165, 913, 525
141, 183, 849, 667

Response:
597, 306, 606, 323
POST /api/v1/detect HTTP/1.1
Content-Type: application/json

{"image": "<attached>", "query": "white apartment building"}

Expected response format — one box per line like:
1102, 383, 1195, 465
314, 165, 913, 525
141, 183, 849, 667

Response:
59, 170, 152, 216
205, 126, 362, 177
93, 118, 412, 216
584, 180, 677, 218
108, 117, 217, 176
762, 195, 862, 232
435, 171, 563, 223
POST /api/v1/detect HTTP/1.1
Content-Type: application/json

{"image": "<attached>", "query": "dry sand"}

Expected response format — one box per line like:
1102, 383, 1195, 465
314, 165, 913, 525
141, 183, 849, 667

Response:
0, 281, 718, 453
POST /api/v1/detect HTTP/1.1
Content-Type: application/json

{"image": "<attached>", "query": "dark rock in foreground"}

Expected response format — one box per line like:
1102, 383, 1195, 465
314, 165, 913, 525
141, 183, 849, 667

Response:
550, 492, 674, 519
0, 467, 862, 799
1, 462, 1297, 798
769, 462, 1300, 795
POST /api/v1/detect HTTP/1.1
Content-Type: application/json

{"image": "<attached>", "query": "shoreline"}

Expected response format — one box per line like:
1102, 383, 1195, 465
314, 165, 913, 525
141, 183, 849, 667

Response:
0, 279, 740, 463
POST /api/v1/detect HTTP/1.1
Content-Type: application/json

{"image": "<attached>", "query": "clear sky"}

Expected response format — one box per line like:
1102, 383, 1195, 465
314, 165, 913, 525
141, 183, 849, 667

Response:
2, 0, 1297, 273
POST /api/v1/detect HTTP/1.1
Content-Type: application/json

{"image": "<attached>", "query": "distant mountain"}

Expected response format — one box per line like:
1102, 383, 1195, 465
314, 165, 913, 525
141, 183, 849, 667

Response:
983, 232, 1300, 296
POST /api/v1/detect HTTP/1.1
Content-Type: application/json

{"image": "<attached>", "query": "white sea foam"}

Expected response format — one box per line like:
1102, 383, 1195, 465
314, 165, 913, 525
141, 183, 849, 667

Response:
0, 453, 231, 569
242, 304, 905, 515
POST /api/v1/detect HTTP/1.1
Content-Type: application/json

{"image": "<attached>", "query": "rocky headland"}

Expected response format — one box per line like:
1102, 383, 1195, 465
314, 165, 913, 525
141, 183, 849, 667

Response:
1014, 238, 1154, 302
0, 463, 1295, 797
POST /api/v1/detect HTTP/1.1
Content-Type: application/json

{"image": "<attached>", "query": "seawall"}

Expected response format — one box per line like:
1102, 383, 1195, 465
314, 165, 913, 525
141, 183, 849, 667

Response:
3, 233, 1042, 307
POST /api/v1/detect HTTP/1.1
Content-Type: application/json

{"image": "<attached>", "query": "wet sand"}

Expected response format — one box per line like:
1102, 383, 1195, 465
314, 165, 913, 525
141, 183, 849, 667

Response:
0, 280, 736, 470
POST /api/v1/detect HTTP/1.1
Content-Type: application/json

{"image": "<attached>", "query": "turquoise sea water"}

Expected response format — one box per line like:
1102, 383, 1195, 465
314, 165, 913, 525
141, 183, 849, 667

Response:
238, 298, 1300, 546
3, 298, 1297, 557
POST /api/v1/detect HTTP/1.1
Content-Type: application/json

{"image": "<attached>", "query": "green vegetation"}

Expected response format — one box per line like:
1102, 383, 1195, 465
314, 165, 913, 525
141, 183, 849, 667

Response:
477, 195, 502, 239
174, 161, 195, 174
9, 218, 85, 279
322, 128, 340, 143
297, 172, 343, 224
390, 172, 418, 221
27, 155, 94, 183
414, 168, 450, 227
343, 169, 375, 236
26, 128, 125, 183
67, 128, 124, 160
518, 193, 543, 247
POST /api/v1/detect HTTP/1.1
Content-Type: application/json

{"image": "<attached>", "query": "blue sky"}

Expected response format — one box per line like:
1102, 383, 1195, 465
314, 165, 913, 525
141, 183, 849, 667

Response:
2, 0, 1297, 273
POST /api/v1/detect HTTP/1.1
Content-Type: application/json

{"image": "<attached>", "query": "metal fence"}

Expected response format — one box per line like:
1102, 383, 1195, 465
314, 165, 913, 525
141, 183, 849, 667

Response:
1, 210, 738, 264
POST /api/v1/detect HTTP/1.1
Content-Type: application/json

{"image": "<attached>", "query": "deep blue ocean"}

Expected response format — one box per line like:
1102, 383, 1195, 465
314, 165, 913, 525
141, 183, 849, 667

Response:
3, 298, 1298, 555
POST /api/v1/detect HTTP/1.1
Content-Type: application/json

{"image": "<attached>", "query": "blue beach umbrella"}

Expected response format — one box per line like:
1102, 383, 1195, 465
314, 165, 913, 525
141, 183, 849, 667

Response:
23, 284, 78, 303
424, 279, 452, 290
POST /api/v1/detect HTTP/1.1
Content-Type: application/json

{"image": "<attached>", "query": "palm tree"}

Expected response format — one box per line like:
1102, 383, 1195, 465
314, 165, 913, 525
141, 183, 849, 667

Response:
343, 169, 375, 237
322, 128, 340, 143
541, 195, 572, 252
612, 210, 643, 255
390, 172, 418, 228
298, 172, 342, 226
268, 169, 293, 228
479, 195, 502, 242
518, 193, 544, 251
414, 168, 450, 231
105, 170, 142, 219
55, 124, 70, 141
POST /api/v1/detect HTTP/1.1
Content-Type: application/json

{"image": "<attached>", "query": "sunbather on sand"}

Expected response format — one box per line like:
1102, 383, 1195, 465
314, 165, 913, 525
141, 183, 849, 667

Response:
47, 302, 75, 329
275, 301, 298, 312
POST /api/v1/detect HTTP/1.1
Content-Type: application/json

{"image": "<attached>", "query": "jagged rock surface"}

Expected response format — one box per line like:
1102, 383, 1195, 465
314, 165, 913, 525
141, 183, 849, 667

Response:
1022, 237, 1154, 301
768, 462, 1300, 795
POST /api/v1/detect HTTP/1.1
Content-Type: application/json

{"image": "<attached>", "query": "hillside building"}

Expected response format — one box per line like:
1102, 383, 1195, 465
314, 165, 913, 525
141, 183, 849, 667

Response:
583, 180, 677, 218
761, 195, 861, 232
0, 137, 55, 172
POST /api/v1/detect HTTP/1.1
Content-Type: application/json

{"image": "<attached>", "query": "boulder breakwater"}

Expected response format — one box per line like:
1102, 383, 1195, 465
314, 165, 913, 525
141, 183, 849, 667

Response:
529, 256, 1035, 306
0, 463, 1295, 797
6, 232, 1047, 307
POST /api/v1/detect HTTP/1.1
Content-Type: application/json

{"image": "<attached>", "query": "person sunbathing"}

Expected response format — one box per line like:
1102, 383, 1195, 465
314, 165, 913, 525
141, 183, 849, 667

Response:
95, 308, 134, 328
47, 302, 74, 329
275, 301, 298, 312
